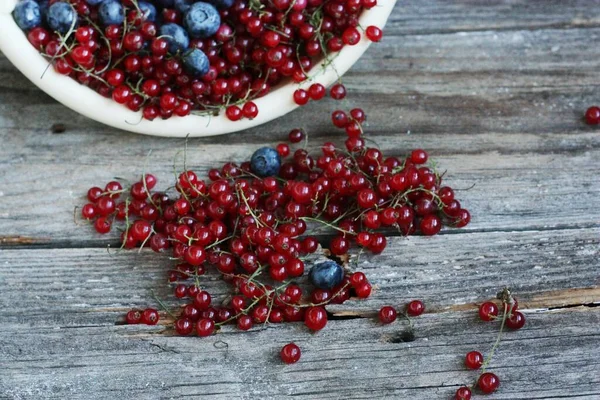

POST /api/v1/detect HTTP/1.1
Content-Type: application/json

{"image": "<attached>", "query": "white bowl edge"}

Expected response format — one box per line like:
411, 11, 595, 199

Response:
0, 0, 396, 137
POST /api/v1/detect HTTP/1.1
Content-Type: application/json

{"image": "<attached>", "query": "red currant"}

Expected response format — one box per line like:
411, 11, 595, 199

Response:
406, 300, 425, 316
280, 343, 301, 364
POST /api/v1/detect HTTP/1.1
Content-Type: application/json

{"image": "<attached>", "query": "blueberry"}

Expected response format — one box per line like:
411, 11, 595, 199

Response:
309, 261, 344, 290
182, 49, 210, 77
98, 0, 124, 26
138, 1, 157, 21
250, 148, 281, 177
46, 2, 76, 34
174, 0, 193, 14
84, 0, 104, 5
13, 0, 41, 31
183, 2, 220, 39
159, 23, 190, 54
207, 0, 234, 10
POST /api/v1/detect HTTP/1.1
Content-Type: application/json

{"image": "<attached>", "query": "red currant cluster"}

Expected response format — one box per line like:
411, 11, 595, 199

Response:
454, 289, 526, 399
80, 120, 470, 342
23, 0, 384, 121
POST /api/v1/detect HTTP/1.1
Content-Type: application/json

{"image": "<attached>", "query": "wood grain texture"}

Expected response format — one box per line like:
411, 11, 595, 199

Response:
1, 0, 600, 399
0, 229, 598, 399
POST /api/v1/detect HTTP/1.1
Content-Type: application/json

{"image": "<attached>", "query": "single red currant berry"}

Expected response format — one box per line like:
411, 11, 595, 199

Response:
465, 351, 484, 369
406, 300, 425, 316
276, 143, 290, 157
420, 214, 442, 236
293, 89, 309, 105
125, 309, 142, 324
350, 272, 366, 287
584, 106, 600, 125
308, 83, 326, 100
196, 318, 215, 337
478, 302, 498, 321
506, 311, 526, 330
94, 217, 111, 234
112, 85, 132, 104
477, 372, 500, 394
194, 291, 212, 310
455, 386, 472, 400
242, 101, 259, 119
87, 187, 103, 202
304, 306, 327, 331
225, 105, 243, 121
355, 282, 372, 298
330, 83, 346, 100
280, 343, 301, 364
141, 308, 159, 325
342, 27, 361, 45
410, 149, 428, 164
237, 315, 253, 331
175, 318, 194, 335
331, 110, 349, 128
288, 128, 304, 143
454, 209, 471, 227
366, 25, 383, 42
81, 203, 97, 220
330, 236, 350, 255
378, 306, 397, 324
350, 108, 366, 123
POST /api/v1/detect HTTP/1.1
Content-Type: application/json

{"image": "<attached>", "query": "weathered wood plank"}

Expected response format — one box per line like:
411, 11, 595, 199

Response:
1, 18, 600, 242
1, 306, 599, 399
1, 228, 597, 325
1, 230, 599, 398
1, 1, 600, 399
0, 134, 598, 244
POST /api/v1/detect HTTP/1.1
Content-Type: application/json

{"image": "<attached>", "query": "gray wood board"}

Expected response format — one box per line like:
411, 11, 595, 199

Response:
1, 0, 599, 399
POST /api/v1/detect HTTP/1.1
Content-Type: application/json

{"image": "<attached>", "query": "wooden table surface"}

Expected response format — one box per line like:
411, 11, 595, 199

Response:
1, 1, 599, 399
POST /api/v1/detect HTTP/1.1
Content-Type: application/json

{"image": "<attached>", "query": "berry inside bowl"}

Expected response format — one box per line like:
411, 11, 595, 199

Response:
0, 0, 395, 137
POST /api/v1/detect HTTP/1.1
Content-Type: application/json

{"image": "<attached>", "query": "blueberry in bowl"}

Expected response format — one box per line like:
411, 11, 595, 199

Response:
184, 2, 220, 39
46, 1, 76, 34
98, 0, 124, 26
12, 0, 40, 31
159, 23, 190, 54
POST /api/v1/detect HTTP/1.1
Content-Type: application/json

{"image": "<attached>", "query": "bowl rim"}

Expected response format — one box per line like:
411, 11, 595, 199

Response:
0, 0, 396, 137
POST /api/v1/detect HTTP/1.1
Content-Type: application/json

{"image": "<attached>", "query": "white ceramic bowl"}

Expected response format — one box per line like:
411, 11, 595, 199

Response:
0, 0, 395, 137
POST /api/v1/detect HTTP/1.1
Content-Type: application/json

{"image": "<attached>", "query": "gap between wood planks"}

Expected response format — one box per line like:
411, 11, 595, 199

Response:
108, 287, 600, 337
1, 223, 598, 249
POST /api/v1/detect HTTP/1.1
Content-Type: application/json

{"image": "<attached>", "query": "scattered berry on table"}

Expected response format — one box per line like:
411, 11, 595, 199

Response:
454, 386, 472, 400
464, 351, 484, 369
406, 300, 425, 317
506, 310, 526, 330
280, 343, 301, 364
477, 372, 500, 393
585, 106, 600, 125
378, 306, 397, 324
478, 302, 499, 322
